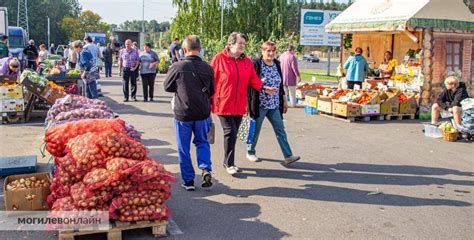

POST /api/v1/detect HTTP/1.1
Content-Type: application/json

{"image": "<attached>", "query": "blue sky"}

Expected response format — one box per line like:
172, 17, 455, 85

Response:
78, 0, 351, 25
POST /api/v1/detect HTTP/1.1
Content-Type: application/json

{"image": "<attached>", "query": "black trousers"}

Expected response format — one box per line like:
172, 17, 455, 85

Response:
122, 68, 138, 100
140, 73, 156, 101
27, 60, 37, 71
68, 62, 76, 69
218, 115, 243, 167
346, 81, 362, 90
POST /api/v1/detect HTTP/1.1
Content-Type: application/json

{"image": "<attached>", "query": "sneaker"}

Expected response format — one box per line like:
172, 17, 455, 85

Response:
123, 99, 129, 102
133, 98, 138, 102
233, 166, 242, 172
180, 181, 195, 191
201, 170, 213, 188
246, 154, 260, 162
224, 165, 238, 175
284, 155, 301, 165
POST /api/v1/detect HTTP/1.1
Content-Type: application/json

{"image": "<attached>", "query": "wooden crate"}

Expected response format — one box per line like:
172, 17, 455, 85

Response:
319, 111, 384, 123
384, 113, 416, 121
59, 220, 168, 240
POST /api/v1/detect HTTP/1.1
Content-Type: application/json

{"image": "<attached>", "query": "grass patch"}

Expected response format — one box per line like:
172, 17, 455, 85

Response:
300, 69, 338, 82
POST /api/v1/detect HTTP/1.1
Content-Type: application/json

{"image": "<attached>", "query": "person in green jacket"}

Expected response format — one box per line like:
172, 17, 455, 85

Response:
0, 35, 9, 58
343, 47, 368, 90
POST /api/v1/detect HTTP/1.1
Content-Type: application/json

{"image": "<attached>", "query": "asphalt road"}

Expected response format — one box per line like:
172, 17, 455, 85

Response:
0, 71, 472, 240
298, 59, 340, 72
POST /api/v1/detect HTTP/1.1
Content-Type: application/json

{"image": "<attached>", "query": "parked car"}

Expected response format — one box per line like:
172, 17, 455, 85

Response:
306, 54, 320, 63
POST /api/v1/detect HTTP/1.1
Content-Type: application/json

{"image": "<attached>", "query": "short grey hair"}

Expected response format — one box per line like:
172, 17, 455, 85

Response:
287, 45, 296, 51
227, 32, 247, 47
183, 35, 201, 51
71, 40, 83, 49
28, 39, 35, 45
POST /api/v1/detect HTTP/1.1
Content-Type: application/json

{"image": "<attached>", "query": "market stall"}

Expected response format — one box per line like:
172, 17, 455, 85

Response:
325, 0, 474, 117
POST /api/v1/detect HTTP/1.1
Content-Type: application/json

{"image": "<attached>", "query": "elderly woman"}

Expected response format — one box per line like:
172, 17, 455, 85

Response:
431, 76, 469, 126
246, 41, 300, 165
72, 40, 99, 99
0, 57, 21, 78
211, 32, 277, 176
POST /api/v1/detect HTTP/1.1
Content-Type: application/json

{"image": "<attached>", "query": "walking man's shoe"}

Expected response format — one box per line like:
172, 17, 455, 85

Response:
284, 155, 301, 165
224, 165, 240, 175
181, 181, 195, 191
246, 154, 260, 162
201, 169, 213, 188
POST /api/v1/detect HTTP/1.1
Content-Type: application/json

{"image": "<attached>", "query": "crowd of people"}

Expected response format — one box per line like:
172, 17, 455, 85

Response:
0, 31, 469, 193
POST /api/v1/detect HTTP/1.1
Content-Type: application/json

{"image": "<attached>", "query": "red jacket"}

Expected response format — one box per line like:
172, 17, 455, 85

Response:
211, 48, 263, 115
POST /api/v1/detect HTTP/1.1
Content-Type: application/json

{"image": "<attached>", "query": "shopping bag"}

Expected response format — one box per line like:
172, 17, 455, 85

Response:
237, 115, 256, 144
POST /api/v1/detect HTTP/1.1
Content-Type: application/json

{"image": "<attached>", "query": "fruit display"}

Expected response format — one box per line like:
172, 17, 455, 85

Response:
331, 89, 351, 100
66, 69, 81, 78
48, 81, 65, 93
391, 73, 409, 83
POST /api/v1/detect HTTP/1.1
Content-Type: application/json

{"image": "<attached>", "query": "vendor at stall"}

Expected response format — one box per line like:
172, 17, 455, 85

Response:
431, 76, 469, 126
377, 51, 393, 78
0, 57, 21, 78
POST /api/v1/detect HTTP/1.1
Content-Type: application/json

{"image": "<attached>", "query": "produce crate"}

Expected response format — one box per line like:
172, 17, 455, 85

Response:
304, 94, 318, 108
332, 102, 361, 117
20, 75, 47, 97
399, 93, 417, 114
59, 220, 168, 240
0, 84, 23, 100
0, 76, 18, 83
379, 90, 400, 115
360, 104, 380, 116
304, 106, 318, 115
41, 85, 66, 104
3, 172, 51, 211
0, 155, 37, 176
1, 99, 24, 112
1, 111, 25, 124
317, 96, 332, 114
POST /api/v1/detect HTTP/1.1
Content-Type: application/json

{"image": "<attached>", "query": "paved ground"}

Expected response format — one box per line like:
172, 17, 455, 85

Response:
0, 70, 473, 240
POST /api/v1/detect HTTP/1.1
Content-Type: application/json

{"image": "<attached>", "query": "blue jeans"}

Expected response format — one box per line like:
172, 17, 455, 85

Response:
247, 108, 293, 157
86, 81, 98, 99
175, 116, 212, 184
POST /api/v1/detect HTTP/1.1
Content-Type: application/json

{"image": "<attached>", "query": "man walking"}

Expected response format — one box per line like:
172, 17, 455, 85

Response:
343, 47, 368, 90
279, 45, 301, 108
23, 40, 38, 70
73, 40, 99, 99
164, 35, 214, 191
102, 43, 114, 77
118, 39, 139, 102
169, 38, 181, 63
0, 35, 9, 58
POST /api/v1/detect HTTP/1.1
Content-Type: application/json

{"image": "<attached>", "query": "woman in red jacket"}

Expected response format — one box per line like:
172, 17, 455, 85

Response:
211, 32, 277, 176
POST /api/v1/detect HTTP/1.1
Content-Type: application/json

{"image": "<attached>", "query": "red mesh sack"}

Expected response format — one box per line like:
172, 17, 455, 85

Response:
70, 182, 112, 209
105, 157, 142, 176
112, 203, 170, 222
45, 118, 127, 156
131, 159, 176, 183
54, 153, 87, 181
97, 131, 147, 160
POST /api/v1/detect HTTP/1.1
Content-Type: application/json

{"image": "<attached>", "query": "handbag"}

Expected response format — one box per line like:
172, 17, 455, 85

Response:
237, 115, 256, 144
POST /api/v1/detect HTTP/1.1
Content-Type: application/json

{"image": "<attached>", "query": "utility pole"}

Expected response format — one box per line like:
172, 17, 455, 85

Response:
220, 0, 224, 40
142, 0, 145, 32
47, 16, 50, 48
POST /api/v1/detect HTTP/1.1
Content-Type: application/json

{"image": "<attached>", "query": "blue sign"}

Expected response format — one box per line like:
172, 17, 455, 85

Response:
303, 11, 324, 25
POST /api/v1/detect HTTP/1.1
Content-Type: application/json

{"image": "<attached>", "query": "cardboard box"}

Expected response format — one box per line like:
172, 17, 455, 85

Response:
4, 172, 51, 211
1, 99, 24, 112
41, 85, 66, 104
399, 93, 417, 114
379, 90, 400, 115
304, 94, 318, 108
332, 102, 361, 117
0, 85, 23, 100
317, 96, 332, 113
360, 104, 380, 116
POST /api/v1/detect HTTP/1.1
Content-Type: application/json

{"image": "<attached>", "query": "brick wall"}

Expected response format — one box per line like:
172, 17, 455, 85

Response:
462, 40, 472, 82
432, 37, 446, 86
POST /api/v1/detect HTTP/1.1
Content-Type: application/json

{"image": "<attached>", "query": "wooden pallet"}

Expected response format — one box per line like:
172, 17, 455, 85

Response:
384, 113, 415, 121
59, 220, 167, 240
1, 111, 25, 124
319, 112, 385, 123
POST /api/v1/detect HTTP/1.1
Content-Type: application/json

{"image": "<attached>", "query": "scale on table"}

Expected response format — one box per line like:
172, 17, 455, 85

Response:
0, 155, 37, 176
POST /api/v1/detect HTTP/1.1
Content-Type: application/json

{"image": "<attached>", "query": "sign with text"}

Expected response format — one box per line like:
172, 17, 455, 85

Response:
300, 9, 341, 46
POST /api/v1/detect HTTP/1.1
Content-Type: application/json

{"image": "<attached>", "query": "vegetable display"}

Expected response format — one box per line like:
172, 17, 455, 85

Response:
20, 69, 48, 86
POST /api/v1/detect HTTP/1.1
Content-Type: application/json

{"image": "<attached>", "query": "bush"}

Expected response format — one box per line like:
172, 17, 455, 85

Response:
157, 57, 170, 74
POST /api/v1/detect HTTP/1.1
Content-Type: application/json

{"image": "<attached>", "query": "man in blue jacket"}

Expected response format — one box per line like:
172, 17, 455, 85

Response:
72, 40, 99, 99
343, 47, 368, 90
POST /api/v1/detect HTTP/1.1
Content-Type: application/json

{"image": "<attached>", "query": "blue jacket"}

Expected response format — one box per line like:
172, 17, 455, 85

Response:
79, 49, 94, 72
344, 54, 368, 82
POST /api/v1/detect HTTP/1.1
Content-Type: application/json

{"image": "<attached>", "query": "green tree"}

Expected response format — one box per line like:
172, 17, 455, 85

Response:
60, 10, 109, 42
1, 0, 81, 44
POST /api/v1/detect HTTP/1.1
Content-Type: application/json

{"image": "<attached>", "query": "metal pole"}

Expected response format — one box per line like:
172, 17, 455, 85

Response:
142, 0, 145, 32
327, 46, 332, 76
220, 0, 224, 40
47, 16, 50, 48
